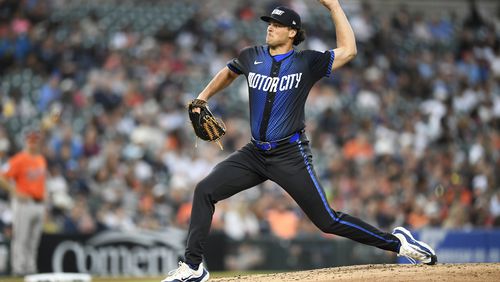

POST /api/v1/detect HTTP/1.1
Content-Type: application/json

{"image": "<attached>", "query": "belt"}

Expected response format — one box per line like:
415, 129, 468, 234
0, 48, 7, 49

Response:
252, 131, 303, 151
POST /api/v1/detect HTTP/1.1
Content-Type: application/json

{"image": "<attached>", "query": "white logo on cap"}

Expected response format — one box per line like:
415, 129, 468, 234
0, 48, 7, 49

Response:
272, 9, 284, 16
292, 20, 296, 25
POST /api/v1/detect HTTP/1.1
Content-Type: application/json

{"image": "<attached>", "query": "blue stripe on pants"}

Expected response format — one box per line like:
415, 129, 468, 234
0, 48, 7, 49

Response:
296, 141, 399, 244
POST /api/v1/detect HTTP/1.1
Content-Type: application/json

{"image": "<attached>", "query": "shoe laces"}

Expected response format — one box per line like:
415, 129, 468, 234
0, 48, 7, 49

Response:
399, 243, 429, 264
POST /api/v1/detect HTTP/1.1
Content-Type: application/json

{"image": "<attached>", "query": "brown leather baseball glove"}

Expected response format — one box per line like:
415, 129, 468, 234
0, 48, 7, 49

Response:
188, 99, 226, 149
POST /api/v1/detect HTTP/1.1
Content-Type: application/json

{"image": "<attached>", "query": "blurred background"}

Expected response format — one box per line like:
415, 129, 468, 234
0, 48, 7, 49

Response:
0, 0, 499, 278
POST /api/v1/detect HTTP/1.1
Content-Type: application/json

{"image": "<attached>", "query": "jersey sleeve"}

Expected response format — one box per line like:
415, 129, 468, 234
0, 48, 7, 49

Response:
227, 46, 253, 75
2, 154, 22, 179
305, 50, 335, 80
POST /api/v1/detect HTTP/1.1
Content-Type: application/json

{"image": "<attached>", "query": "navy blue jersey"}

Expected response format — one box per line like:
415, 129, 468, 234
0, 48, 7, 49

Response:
227, 45, 334, 141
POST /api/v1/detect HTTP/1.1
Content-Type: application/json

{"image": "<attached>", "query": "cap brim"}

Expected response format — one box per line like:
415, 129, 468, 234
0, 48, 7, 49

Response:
260, 15, 289, 27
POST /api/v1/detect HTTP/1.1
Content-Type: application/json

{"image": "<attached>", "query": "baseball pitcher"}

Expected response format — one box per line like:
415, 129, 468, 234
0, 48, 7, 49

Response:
165, 1, 437, 281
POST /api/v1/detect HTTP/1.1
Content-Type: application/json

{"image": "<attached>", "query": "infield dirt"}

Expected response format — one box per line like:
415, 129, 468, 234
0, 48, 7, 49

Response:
211, 263, 500, 282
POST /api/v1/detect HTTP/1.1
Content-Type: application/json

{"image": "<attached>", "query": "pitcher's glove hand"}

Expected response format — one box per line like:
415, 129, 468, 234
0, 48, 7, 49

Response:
188, 99, 226, 149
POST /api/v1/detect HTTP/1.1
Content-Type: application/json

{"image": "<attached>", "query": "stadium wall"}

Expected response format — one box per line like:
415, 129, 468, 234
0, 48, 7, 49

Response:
1, 229, 499, 277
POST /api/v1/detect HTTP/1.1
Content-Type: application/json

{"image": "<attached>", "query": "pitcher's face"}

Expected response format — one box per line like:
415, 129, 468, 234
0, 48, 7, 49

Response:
266, 21, 296, 47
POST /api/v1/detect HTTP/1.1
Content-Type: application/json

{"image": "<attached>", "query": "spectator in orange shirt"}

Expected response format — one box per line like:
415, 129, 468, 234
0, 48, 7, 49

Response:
342, 132, 374, 161
0, 129, 47, 276
266, 201, 300, 240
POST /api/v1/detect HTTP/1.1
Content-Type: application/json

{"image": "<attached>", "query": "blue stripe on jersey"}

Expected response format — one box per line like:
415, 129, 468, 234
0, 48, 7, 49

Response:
325, 50, 335, 77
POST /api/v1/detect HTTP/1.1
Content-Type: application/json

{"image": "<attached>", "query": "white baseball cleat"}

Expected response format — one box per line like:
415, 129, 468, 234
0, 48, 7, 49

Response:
161, 262, 209, 282
392, 227, 438, 265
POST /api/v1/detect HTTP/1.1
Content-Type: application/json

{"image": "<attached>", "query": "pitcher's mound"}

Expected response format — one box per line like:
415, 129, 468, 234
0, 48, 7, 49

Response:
212, 263, 500, 282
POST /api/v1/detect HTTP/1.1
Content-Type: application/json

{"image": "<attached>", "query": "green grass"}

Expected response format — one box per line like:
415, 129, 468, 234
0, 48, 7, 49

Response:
0, 271, 275, 282
1, 277, 165, 282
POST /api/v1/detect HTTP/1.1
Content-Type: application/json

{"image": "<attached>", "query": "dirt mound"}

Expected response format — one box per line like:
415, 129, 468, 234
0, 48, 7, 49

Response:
212, 263, 500, 282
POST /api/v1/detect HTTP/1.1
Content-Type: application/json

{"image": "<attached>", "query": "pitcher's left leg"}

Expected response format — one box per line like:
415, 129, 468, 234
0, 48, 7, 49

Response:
269, 141, 400, 252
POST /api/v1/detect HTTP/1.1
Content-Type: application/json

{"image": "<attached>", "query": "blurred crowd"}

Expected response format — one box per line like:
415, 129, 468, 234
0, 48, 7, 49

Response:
0, 0, 499, 245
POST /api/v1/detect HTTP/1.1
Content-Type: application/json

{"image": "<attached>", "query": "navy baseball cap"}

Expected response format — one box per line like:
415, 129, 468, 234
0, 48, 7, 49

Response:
261, 6, 301, 30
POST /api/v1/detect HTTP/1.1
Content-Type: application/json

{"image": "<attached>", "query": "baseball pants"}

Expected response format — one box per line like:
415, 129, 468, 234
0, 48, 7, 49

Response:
185, 132, 401, 264
11, 198, 45, 275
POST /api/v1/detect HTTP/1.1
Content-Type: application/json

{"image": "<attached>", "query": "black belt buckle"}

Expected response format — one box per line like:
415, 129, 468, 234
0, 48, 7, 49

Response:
256, 141, 273, 151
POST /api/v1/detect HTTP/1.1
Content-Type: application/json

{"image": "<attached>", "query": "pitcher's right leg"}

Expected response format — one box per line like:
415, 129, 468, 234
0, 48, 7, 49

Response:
184, 145, 266, 265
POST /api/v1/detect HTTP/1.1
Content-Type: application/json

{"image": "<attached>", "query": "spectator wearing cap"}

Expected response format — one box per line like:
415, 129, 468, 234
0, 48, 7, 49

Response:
0, 129, 47, 276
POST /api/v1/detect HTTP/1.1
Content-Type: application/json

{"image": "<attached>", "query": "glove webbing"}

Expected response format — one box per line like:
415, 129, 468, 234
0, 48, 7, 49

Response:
202, 115, 224, 150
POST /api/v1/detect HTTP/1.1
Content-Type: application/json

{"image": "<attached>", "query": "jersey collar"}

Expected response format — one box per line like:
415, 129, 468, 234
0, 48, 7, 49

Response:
265, 45, 295, 63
